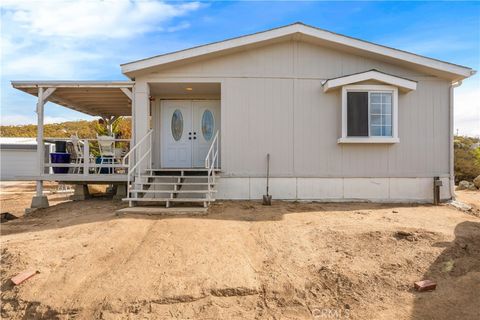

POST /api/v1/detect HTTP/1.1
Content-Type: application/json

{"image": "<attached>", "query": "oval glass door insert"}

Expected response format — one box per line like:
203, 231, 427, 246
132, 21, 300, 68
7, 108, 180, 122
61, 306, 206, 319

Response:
202, 110, 214, 141
171, 109, 183, 141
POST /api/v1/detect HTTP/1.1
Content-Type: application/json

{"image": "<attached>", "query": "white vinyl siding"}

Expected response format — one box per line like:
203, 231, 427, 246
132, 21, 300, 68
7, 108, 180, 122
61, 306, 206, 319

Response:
137, 40, 451, 181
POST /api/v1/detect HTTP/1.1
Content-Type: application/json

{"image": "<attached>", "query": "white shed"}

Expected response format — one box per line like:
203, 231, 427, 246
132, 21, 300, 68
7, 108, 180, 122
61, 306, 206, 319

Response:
0, 138, 52, 181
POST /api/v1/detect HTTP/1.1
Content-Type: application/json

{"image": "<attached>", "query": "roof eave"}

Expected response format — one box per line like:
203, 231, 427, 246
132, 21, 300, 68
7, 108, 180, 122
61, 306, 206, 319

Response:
120, 23, 474, 81
322, 70, 418, 92
11, 80, 135, 89
11, 81, 133, 117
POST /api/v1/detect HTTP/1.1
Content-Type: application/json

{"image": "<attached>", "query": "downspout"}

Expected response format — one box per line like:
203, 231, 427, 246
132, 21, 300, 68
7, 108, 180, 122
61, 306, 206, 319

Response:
449, 80, 463, 200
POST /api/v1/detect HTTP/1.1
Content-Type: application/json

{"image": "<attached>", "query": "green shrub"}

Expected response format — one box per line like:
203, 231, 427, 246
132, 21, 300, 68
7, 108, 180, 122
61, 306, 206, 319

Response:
454, 136, 480, 183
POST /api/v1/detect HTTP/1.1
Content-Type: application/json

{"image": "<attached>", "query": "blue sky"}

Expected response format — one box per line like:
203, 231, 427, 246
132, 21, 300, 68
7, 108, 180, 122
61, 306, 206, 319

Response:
1, 1, 479, 135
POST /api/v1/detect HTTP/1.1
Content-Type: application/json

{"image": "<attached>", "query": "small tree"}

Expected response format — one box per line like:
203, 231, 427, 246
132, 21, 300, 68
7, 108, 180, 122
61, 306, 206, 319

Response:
454, 136, 480, 183
94, 116, 122, 137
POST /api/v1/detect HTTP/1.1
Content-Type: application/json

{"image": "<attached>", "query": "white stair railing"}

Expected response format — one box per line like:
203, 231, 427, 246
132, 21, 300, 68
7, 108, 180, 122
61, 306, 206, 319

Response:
205, 130, 219, 201
122, 129, 153, 205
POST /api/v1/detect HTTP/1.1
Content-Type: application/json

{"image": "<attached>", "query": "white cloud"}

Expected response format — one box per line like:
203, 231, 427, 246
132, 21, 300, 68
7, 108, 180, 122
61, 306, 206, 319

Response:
0, 114, 35, 126
455, 79, 480, 137
167, 22, 191, 32
3, 50, 103, 79
0, 0, 203, 79
2, 0, 201, 39
44, 115, 85, 124
0, 113, 93, 126
1, 0, 203, 124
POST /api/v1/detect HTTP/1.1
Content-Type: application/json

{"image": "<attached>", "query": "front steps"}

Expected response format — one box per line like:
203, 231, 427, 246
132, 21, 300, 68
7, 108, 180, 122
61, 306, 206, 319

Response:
123, 168, 219, 208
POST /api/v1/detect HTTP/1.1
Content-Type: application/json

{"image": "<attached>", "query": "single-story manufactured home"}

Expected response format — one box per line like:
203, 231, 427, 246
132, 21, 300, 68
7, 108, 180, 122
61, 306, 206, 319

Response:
11, 23, 475, 208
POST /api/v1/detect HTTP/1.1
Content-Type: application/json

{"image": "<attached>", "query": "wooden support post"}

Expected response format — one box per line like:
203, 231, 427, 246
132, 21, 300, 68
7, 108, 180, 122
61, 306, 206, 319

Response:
36, 87, 45, 180
35, 86, 56, 179
36, 181, 43, 197
83, 140, 89, 175
30, 87, 50, 210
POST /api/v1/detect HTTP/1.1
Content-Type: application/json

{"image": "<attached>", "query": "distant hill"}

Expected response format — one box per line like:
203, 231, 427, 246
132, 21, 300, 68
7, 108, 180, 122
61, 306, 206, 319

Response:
0, 119, 131, 139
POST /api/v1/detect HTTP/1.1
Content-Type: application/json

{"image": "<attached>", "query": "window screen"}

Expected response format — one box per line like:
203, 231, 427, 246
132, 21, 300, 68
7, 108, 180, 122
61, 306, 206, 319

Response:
347, 92, 368, 136
369, 92, 392, 137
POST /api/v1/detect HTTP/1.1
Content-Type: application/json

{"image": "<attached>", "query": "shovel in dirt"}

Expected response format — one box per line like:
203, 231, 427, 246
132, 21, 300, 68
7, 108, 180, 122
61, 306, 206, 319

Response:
263, 153, 272, 205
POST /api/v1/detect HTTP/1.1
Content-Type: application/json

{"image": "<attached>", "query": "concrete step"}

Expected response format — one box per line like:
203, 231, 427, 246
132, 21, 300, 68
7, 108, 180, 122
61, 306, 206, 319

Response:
130, 189, 215, 194
117, 206, 208, 215
139, 182, 216, 186
141, 175, 211, 179
123, 197, 215, 202
146, 168, 221, 172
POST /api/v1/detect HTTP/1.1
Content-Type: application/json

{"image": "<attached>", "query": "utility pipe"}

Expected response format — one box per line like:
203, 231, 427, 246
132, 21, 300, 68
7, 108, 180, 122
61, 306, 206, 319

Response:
449, 80, 463, 200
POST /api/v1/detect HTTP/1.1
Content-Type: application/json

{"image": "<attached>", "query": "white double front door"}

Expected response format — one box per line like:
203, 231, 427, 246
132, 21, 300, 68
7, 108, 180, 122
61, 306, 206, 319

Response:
161, 100, 220, 168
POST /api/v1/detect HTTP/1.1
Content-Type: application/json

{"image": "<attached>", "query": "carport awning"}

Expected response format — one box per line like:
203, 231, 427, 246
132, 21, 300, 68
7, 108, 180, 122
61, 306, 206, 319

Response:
11, 81, 134, 116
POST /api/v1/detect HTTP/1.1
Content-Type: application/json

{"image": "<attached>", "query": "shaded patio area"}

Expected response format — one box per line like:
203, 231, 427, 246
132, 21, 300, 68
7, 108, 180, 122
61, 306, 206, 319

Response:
11, 81, 136, 207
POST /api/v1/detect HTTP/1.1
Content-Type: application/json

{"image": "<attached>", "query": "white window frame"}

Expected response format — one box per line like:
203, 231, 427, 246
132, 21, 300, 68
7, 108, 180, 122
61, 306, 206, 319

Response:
338, 84, 399, 144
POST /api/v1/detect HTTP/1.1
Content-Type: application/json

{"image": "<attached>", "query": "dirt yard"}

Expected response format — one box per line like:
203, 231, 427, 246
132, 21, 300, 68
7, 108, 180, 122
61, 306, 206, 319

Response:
1, 183, 479, 319
0, 182, 71, 217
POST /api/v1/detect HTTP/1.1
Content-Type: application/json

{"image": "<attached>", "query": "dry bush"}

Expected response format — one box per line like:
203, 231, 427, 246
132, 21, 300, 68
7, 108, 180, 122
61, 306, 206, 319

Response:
454, 136, 480, 183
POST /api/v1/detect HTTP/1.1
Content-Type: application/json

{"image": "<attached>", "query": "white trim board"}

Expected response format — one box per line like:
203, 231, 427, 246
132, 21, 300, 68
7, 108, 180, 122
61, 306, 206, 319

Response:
121, 23, 474, 81
322, 70, 417, 92
215, 177, 451, 202
11, 81, 134, 88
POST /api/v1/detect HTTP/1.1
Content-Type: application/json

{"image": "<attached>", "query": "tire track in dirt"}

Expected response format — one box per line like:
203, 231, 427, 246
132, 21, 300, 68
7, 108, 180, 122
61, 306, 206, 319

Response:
50, 218, 161, 316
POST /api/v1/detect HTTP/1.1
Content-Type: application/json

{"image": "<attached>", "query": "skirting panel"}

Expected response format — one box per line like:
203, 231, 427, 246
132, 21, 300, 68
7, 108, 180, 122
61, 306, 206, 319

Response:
215, 177, 451, 202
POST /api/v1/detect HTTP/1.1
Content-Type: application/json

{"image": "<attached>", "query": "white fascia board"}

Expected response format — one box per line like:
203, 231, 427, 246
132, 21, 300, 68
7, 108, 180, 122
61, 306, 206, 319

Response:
11, 81, 134, 89
121, 23, 474, 79
323, 70, 417, 92
297, 25, 473, 79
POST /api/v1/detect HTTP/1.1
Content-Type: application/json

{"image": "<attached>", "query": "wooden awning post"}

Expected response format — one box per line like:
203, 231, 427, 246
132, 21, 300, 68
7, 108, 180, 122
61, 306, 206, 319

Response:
30, 86, 56, 210
35, 87, 45, 198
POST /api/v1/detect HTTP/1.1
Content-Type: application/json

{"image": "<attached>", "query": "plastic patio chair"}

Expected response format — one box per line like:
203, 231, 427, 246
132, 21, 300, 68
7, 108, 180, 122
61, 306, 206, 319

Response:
97, 135, 115, 174
70, 135, 84, 174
